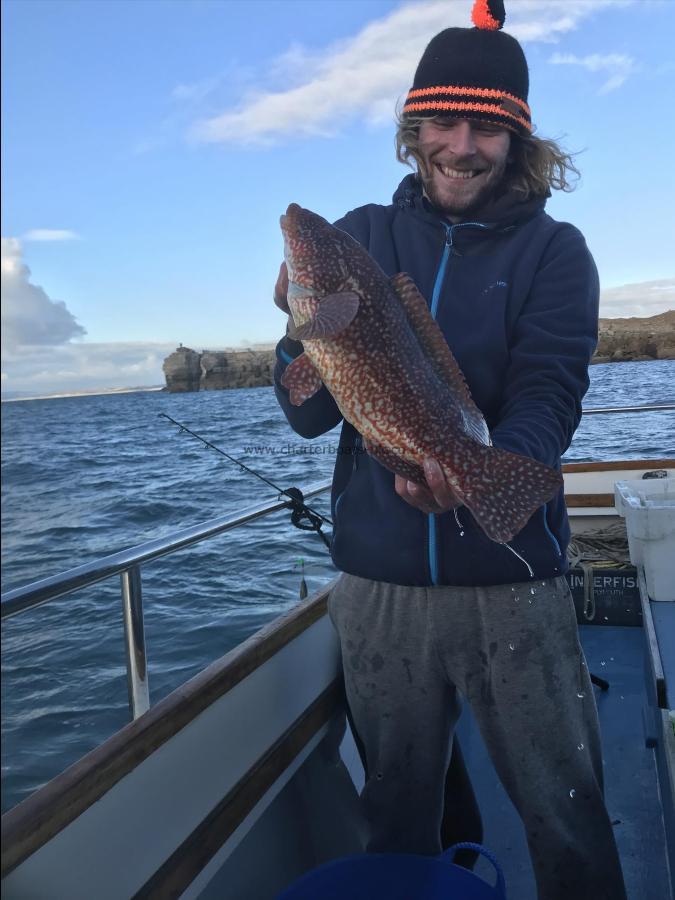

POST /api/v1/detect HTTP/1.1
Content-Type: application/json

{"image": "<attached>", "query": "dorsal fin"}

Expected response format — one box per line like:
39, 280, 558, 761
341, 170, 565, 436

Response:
390, 273, 490, 446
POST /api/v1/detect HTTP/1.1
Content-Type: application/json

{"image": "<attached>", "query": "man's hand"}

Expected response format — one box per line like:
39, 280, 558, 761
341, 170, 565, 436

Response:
395, 458, 461, 514
273, 261, 290, 314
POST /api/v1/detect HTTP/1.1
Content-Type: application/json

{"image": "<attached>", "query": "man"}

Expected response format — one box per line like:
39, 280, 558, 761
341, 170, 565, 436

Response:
273, 2, 627, 897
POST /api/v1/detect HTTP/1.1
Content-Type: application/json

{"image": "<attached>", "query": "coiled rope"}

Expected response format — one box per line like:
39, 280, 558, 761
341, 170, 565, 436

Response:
567, 522, 631, 620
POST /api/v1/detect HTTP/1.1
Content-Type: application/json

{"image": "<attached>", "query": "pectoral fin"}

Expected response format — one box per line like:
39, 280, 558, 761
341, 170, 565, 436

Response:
280, 352, 323, 406
288, 291, 360, 341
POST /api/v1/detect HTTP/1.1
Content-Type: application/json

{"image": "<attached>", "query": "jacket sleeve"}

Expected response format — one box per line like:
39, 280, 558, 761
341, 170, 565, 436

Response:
273, 327, 343, 439
490, 225, 599, 466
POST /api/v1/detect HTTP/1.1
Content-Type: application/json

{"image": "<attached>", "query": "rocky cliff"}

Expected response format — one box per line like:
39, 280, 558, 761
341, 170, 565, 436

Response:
162, 311, 674, 392
162, 345, 276, 392
162, 345, 203, 392
594, 310, 675, 363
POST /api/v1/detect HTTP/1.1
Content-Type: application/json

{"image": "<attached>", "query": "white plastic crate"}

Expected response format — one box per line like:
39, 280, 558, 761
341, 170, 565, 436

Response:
615, 478, 675, 601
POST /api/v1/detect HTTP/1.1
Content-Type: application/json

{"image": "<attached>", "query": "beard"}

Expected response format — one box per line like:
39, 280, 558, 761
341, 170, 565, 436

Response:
418, 153, 509, 219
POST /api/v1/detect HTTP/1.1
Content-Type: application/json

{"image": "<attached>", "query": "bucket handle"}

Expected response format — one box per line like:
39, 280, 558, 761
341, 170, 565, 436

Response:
442, 842, 507, 897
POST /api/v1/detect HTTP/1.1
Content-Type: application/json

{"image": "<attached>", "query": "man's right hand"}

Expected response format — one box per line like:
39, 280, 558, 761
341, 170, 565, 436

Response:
273, 262, 290, 314
395, 459, 461, 514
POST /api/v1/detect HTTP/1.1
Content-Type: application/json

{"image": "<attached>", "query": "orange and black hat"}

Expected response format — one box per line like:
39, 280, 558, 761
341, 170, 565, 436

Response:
403, 0, 531, 136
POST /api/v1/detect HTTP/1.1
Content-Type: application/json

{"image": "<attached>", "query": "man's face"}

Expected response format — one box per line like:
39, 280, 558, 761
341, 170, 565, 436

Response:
417, 117, 511, 220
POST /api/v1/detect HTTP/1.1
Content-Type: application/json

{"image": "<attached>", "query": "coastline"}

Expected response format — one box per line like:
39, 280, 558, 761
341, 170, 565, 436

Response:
1, 386, 165, 403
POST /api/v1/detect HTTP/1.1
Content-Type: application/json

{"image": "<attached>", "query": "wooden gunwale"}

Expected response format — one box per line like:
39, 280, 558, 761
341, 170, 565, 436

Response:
133, 680, 343, 899
565, 494, 615, 508
563, 459, 674, 507
562, 459, 675, 473
1, 582, 336, 878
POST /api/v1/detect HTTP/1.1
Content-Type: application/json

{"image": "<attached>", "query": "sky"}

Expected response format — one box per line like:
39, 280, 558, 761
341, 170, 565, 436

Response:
2, 0, 675, 394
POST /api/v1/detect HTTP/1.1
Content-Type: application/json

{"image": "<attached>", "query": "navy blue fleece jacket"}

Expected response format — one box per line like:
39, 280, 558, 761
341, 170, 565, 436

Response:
274, 174, 599, 586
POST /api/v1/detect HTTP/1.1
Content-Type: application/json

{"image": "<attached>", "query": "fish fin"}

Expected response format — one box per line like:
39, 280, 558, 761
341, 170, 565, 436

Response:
390, 273, 490, 446
288, 292, 359, 341
363, 438, 426, 484
280, 353, 323, 406
443, 442, 563, 543
289, 294, 320, 322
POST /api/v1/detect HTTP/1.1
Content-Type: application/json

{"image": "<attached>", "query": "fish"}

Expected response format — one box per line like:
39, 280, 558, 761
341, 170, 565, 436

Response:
279, 202, 563, 543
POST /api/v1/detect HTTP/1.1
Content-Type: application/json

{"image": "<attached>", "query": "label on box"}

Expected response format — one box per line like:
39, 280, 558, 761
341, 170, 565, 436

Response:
566, 566, 642, 626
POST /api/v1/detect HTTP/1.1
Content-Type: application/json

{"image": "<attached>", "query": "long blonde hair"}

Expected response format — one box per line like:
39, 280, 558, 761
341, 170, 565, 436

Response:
395, 112, 580, 199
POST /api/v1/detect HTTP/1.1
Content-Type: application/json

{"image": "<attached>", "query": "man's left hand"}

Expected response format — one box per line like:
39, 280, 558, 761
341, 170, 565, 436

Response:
394, 458, 461, 514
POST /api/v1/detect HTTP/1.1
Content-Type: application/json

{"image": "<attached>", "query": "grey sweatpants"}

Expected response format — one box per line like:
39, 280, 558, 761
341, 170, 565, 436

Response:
328, 573, 627, 900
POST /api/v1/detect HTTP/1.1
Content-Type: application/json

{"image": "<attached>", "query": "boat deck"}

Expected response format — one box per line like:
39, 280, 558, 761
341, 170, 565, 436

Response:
455, 624, 671, 899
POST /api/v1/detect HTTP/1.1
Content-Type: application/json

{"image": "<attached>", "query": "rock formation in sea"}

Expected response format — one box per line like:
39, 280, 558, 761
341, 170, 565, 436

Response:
162, 345, 203, 392
162, 311, 674, 391
162, 345, 275, 392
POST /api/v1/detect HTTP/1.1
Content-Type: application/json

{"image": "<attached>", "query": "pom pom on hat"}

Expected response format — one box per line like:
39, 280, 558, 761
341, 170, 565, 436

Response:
403, 0, 531, 135
471, 0, 505, 31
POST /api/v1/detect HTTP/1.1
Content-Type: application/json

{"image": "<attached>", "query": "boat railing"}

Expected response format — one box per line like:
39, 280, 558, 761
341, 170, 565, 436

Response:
581, 404, 674, 415
0, 481, 332, 719
1, 402, 673, 719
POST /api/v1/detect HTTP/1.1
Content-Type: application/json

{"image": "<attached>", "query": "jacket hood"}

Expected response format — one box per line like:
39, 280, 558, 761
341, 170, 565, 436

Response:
392, 172, 548, 229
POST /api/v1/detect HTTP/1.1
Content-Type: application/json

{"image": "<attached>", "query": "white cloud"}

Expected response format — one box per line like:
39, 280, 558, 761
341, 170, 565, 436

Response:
171, 76, 220, 103
549, 52, 637, 93
1, 341, 176, 394
600, 278, 675, 318
189, 0, 632, 146
22, 229, 80, 242
1, 238, 86, 354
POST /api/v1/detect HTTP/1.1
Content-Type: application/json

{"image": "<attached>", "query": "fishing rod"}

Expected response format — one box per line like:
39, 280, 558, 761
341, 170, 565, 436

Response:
158, 413, 332, 548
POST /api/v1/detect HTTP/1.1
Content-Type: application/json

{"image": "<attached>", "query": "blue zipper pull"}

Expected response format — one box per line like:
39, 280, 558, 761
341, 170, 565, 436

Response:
430, 226, 453, 319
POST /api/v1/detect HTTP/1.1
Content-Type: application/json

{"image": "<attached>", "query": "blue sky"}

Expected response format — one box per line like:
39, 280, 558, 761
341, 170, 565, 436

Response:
2, 0, 674, 393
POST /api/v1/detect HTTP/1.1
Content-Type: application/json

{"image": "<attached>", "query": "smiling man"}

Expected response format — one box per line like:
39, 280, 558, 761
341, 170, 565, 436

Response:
416, 118, 511, 219
273, 1, 627, 898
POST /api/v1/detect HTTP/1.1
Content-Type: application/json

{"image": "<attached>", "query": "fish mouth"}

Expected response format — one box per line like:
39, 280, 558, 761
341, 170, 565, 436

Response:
280, 202, 303, 233
280, 204, 304, 281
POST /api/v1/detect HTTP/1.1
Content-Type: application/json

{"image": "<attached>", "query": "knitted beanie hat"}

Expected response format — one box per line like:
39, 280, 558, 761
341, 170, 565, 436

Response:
403, 0, 531, 135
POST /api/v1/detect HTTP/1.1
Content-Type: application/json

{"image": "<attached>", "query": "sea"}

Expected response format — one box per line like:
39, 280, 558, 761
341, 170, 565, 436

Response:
1, 359, 674, 814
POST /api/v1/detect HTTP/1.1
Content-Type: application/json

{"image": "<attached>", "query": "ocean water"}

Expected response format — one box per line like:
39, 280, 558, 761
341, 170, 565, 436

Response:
1, 359, 674, 813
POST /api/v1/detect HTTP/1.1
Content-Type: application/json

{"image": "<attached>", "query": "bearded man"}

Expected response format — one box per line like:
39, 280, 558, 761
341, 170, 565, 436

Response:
273, 2, 627, 897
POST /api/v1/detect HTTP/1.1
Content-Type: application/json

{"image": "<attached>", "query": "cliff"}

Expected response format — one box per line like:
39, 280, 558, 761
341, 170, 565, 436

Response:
162, 311, 674, 392
162, 345, 276, 392
593, 310, 675, 363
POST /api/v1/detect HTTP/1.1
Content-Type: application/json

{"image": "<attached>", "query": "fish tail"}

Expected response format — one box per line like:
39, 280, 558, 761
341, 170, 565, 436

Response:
444, 443, 563, 543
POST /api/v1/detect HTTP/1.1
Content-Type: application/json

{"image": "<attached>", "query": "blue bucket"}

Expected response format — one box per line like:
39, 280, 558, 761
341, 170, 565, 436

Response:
276, 842, 506, 899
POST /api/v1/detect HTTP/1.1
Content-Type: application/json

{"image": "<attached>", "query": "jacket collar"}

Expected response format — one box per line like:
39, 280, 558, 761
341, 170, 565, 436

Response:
392, 173, 547, 231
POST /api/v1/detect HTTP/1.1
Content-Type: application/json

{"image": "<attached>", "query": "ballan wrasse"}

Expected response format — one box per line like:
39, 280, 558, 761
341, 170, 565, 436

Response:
280, 203, 562, 543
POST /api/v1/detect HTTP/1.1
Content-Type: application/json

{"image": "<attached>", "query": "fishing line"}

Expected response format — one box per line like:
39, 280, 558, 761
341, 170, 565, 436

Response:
158, 413, 332, 549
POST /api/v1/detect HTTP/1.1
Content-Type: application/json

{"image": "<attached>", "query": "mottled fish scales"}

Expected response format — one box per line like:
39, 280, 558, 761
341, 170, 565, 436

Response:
279, 203, 562, 542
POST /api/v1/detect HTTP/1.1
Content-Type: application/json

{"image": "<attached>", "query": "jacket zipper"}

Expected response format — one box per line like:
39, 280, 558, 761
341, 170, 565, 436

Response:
427, 225, 454, 584
543, 502, 562, 556
427, 220, 490, 585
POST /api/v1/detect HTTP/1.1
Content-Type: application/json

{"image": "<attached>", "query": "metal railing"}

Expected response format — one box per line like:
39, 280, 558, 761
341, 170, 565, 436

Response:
2, 402, 673, 718
1, 482, 331, 719
583, 403, 674, 415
